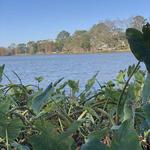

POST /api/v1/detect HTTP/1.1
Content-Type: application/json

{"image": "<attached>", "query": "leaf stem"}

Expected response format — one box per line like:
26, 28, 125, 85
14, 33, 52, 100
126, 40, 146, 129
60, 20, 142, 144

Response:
115, 61, 140, 124
5, 129, 9, 150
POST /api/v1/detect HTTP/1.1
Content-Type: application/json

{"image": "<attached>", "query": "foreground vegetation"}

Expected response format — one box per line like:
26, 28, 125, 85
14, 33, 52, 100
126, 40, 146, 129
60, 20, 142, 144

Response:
0, 15, 148, 56
0, 23, 150, 150
0, 63, 146, 150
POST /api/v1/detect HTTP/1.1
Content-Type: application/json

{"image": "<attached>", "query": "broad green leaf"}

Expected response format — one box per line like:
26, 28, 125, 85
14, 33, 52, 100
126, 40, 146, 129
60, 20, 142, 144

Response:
81, 128, 109, 150
11, 142, 30, 150
126, 26, 150, 72
81, 139, 109, 150
0, 117, 23, 141
127, 65, 135, 77
123, 85, 135, 122
144, 59, 150, 73
85, 72, 98, 91
133, 70, 144, 102
60, 121, 82, 139
142, 23, 150, 44
116, 70, 126, 83
143, 104, 150, 127
32, 83, 54, 114
87, 128, 108, 140
115, 70, 126, 89
29, 121, 74, 150
126, 28, 146, 61
142, 73, 150, 104
35, 76, 44, 83
68, 80, 79, 94
0, 97, 12, 114
134, 70, 145, 83
111, 120, 142, 150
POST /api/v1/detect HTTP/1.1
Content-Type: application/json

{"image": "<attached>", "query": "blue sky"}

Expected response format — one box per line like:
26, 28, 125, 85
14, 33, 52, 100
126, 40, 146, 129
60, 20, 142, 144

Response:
0, 0, 150, 46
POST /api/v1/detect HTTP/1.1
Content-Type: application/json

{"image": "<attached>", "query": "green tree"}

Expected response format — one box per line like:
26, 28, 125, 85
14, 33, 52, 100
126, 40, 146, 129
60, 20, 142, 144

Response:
36, 40, 54, 54
63, 30, 91, 53
8, 43, 17, 55
90, 23, 113, 51
55, 30, 70, 52
27, 41, 38, 54
75, 30, 91, 51
17, 43, 27, 54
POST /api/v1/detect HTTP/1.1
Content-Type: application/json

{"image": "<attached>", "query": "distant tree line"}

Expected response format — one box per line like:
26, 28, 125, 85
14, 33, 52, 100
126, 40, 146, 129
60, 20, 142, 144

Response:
0, 15, 148, 56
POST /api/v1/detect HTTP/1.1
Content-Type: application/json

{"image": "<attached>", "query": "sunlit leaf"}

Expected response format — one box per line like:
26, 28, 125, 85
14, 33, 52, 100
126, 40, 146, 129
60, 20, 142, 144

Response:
123, 84, 135, 122
85, 72, 98, 91
32, 83, 54, 114
68, 80, 79, 94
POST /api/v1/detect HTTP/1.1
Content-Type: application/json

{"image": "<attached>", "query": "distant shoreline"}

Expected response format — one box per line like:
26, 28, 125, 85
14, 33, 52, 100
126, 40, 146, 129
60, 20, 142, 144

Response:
0, 49, 130, 56
58, 49, 130, 54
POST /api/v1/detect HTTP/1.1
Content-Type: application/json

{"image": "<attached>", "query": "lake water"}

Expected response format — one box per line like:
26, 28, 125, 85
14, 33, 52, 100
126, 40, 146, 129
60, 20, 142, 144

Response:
0, 52, 144, 88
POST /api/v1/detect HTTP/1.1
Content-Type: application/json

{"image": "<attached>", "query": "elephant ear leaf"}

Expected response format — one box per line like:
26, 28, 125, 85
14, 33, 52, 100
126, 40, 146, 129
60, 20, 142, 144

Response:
142, 23, 150, 73
126, 28, 146, 61
144, 59, 150, 73
142, 23, 150, 42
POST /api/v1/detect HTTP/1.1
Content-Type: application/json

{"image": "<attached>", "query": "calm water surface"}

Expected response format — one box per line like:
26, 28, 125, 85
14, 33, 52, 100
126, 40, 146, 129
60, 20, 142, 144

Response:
0, 52, 143, 88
